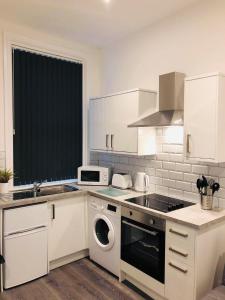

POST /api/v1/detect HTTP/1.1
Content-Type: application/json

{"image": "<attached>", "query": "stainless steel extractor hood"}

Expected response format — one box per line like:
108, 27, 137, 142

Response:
128, 72, 185, 127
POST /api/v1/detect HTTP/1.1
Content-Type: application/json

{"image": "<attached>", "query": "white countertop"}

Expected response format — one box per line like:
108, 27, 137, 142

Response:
86, 185, 225, 230
1, 184, 225, 230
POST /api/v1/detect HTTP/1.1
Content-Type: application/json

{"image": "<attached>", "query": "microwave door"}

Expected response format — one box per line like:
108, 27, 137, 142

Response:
81, 171, 100, 182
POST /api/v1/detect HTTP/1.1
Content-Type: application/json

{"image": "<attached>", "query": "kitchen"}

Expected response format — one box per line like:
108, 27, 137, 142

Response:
0, 0, 225, 299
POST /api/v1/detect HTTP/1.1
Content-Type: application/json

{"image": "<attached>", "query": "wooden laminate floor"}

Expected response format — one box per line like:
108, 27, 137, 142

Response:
0, 258, 150, 300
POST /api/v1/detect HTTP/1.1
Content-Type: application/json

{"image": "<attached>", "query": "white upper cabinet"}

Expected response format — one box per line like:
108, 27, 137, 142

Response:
89, 89, 157, 155
184, 73, 225, 163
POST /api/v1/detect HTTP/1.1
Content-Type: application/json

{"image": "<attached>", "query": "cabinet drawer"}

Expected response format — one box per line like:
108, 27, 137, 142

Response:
165, 259, 194, 300
166, 221, 195, 266
166, 244, 194, 266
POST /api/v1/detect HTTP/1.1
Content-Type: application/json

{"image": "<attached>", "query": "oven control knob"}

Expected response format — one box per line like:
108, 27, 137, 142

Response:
129, 211, 133, 216
149, 219, 155, 225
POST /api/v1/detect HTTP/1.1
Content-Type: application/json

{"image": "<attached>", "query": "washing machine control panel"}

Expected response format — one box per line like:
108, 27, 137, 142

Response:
107, 204, 117, 212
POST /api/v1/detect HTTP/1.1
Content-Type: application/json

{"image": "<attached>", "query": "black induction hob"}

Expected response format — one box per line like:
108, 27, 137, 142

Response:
125, 193, 195, 213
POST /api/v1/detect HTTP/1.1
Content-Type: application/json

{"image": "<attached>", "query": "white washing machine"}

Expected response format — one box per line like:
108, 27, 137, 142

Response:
88, 196, 121, 277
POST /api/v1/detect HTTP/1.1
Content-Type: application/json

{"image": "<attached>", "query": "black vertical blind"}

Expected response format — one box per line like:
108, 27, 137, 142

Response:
13, 49, 83, 186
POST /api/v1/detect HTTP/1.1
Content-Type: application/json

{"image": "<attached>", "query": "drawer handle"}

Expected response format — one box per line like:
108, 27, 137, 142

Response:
52, 204, 55, 220
106, 134, 109, 149
169, 246, 188, 257
186, 134, 191, 154
168, 262, 188, 274
169, 228, 188, 238
111, 134, 114, 150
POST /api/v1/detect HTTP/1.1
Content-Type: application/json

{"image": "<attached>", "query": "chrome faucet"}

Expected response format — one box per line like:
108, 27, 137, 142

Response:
33, 180, 47, 195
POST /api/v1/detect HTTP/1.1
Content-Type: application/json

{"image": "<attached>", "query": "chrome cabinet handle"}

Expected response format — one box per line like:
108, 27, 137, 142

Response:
52, 204, 55, 220
106, 134, 109, 149
169, 246, 188, 257
111, 134, 114, 150
169, 262, 188, 274
186, 134, 191, 154
169, 228, 188, 238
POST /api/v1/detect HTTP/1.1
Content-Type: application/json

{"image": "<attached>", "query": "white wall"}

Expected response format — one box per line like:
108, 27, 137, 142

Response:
0, 20, 102, 168
102, 0, 225, 94
92, 0, 225, 206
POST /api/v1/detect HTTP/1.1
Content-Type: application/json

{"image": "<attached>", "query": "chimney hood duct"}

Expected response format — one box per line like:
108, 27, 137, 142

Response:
128, 72, 185, 127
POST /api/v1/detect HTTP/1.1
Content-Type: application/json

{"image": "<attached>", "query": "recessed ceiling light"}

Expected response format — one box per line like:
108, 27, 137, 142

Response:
103, 0, 111, 4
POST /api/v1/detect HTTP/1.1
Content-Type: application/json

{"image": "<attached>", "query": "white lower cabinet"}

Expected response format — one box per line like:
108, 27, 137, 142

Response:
48, 195, 87, 263
165, 260, 194, 300
165, 220, 225, 300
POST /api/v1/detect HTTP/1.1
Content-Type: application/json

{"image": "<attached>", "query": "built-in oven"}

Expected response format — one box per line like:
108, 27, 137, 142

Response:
121, 206, 165, 283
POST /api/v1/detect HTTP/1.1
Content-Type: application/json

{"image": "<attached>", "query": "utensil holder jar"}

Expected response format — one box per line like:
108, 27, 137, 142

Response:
200, 193, 213, 210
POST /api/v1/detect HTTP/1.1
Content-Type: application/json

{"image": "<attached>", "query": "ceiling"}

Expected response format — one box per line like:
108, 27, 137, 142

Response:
0, 0, 200, 46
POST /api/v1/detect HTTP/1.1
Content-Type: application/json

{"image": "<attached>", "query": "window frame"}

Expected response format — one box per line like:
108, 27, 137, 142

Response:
3, 32, 88, 190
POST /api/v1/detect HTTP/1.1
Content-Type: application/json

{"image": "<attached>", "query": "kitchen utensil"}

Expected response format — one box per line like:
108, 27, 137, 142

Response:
207, 178, 215, 187
202, 175, 208, 186
212, 182, 220, 195
201, 175, 208, 195
196, 178, 203, 194
134, 172, 150, 192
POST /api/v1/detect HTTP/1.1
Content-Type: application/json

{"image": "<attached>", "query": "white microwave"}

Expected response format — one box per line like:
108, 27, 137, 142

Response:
77, 166, 110, 186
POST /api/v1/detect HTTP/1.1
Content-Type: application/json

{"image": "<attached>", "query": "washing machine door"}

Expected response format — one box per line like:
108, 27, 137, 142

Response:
93, 214, 115, 251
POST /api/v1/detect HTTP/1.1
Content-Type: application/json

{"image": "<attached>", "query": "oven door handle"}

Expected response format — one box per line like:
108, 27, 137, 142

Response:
122, 220, 158, 236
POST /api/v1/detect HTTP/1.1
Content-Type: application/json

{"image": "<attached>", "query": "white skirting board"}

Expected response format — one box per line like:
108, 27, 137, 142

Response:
49, 249, 89, 270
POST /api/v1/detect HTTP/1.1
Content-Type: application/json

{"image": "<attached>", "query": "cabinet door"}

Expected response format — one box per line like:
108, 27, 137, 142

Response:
184, 76, 218, 160
165, 260, 194, 300
48, 196, 87, 262
89, 99, 109, 151
109, 93, 139, 153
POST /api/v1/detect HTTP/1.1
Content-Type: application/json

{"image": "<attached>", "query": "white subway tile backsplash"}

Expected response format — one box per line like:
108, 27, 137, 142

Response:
183, 192, 199, 203
192, 183, 199, 194
192, 164, 208, 175
217, 198, 225, 209
217, 188, 225, 199
156, 153, 169, 161
209, 166, 225, 177
156, 128, 163, 136
90, 160, 98, 166
119, 156, 129, 164
168, 188, 183, 199
95, 134, 225, 207
169, 171, 183, 180
156, 169, 169, 178
175, 163, 192, 173
162, 144, 183, 154
169, 154, 183, 162
162, 162, 176, 170
145, 168, 155, 176
162, 179, 176, 188
147, 160, 163, 169
150, 176, 162, 185
183, 173, 198, 183
219, 177, 225, 188
176, 181, 192, 192
155, 185, 168, 195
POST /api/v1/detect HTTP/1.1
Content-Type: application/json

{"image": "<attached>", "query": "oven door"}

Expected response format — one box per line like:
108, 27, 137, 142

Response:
121, 217, 165, 283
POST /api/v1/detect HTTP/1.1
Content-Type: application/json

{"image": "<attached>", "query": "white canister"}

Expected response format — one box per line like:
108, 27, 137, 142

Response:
0, 183, 9, 194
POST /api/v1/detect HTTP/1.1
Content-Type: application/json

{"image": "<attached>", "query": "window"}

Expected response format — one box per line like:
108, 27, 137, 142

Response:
13, 48, 83, 186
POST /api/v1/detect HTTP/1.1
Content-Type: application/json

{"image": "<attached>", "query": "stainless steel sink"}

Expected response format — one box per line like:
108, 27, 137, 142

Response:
37, 185, 79, 196
13, 184, 79, 200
